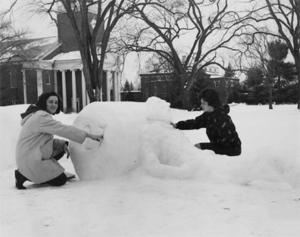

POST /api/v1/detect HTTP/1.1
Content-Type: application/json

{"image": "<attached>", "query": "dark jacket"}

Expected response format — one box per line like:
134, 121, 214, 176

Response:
176, 105, 241, 149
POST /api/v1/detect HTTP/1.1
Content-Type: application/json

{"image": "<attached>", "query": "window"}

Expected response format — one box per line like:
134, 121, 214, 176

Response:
9, 71, 17, 88
45, 72, 51, 85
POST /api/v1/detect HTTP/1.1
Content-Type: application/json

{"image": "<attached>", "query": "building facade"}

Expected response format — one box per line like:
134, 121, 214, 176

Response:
140, 72, 240, 107
0, 12, 121, 112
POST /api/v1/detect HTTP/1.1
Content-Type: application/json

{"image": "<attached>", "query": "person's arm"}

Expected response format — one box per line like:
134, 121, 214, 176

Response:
36, 111, 102, 144
175, 113, 207, 130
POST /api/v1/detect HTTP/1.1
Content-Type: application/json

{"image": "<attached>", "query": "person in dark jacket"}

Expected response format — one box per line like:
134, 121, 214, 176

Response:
173, 88, 241, 156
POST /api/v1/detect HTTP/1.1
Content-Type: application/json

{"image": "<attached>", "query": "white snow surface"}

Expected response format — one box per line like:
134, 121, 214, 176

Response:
70, 97, 206, 180
1, 99, 300, 237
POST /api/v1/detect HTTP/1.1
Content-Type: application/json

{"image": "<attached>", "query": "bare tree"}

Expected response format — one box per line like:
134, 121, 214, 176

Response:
238, 33, 276, 108
32, 0, 140, 101
266, 0, 300, 109
0, 1, 26, 62
121, 0, 252, 108
245, 0, 300, 109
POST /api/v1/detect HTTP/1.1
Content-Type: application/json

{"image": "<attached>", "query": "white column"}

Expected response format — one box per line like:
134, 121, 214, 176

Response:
62, 70, 67, 112
71, 70, 77, 112
118, 72, 121, 101
53, 70, 58, 92
22, 69, 27, 104
99, 86, 102, 101
115, 72, 121, 101
106, 71, 111, 101
81, 70, 87, 107
36, 70, 43, 96
113, 72, 118, 101
87, 92, 90, 104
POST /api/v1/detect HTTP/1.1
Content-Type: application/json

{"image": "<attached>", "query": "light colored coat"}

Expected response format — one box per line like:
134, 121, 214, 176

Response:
16, 110, 86, 183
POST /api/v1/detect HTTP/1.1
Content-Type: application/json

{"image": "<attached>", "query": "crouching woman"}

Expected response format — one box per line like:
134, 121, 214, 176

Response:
15, 92, 103, 189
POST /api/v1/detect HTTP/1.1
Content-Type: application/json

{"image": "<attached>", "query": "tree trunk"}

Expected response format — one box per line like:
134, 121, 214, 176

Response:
81, 57, 96, 102
277, 75, 281, 103
268, 78, 273, 110
176, 73, 192, 110
298, 69, 300, 110
182, 89, 191, 110
95, 87, 101, 101
296, 58, 300, 110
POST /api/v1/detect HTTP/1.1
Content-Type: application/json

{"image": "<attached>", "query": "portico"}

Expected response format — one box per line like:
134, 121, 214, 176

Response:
21, 53, 121, 113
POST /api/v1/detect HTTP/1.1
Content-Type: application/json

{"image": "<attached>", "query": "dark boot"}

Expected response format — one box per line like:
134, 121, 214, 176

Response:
15, 170, 28, 189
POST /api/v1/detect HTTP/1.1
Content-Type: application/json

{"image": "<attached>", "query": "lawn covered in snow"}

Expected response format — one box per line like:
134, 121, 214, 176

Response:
0, 101, 300, 237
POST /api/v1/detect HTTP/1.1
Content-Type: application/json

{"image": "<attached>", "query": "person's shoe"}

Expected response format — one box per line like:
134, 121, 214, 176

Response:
65, 172, 76, 180
15, 170, 28, 189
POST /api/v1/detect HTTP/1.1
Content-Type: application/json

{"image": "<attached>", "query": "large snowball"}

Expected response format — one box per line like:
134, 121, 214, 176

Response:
70, 97, 206, 180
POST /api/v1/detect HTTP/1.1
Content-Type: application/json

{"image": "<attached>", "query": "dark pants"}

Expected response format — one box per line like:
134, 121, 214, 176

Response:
15, 170, 67, 188
45, 173, 67, 186
196, 142, 241, 156
15, 142, 68, 188
53, 151, 65, 161
43, 151, 67, 186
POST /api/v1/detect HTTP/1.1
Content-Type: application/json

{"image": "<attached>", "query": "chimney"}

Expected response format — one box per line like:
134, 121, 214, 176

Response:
57, 9, 103, 53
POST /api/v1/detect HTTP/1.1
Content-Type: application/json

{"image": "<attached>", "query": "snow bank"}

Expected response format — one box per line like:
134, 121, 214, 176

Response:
178, 104, 300, 189
70, 97, 207, 180
0, 105, 28, 171
1, 101, 299, 189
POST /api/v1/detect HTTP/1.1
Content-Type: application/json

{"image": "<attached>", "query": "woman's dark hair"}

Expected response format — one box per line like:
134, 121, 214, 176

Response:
36, 91, 62, 114
200, 88, 221, 108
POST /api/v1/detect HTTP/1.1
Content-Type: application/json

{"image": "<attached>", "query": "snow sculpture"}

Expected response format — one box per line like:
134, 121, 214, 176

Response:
70, 97, 205, 180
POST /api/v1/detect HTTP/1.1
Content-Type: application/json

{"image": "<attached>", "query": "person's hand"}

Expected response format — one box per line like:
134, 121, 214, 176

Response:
64, 142, 70, 158
194, 143, 202, 149
88, 133, 104, 142
170, 122, 177, 128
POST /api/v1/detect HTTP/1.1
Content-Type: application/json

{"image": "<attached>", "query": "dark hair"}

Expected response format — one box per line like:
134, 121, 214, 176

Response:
200, 88, 221, 108
36, 91, 62, 114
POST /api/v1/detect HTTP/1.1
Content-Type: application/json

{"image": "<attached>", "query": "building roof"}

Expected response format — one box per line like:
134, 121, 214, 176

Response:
51, 51, 81, 61
3, 36, 119, 72
19, 37, 60, 60
4, 37, 61, 62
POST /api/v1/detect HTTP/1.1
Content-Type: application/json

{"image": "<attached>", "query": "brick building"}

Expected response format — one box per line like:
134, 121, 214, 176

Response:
0, 12, 121, 112
140, 72, 240, 107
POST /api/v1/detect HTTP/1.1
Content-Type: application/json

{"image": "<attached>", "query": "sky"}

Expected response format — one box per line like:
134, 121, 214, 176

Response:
2, 0, 251, 38
1, 0, 57, 37
1, 0, 294, 85
0, 100, 300, 236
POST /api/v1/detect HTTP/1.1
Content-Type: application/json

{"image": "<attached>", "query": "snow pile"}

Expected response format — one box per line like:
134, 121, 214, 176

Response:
0, 105, 28, 171
140, 121, 208, 179
231, 147, 300, 188
1, 101, 299, 189
145, 96, 172, 122
70, 97, 206, 180
1, 102, 300, 237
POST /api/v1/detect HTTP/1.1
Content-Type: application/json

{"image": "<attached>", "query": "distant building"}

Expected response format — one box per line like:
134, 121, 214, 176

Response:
0, 12, 121, 112
140, 70, 240, 107
140, 73, 175, 103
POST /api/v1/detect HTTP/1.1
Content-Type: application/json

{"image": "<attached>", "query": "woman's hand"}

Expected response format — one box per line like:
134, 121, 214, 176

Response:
63, 142, 70, 158
87, 133, 104, 142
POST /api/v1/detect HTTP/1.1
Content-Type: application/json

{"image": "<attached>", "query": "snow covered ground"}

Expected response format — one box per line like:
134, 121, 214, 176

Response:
0, 101, 300, 237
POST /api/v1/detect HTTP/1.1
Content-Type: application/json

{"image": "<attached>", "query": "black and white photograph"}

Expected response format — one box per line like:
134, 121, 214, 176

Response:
0, 0, 300, 236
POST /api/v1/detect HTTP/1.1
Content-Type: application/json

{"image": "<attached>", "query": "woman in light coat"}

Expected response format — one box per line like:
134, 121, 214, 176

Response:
15, 92, 103, 189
